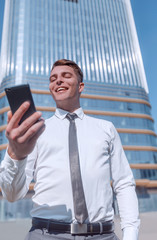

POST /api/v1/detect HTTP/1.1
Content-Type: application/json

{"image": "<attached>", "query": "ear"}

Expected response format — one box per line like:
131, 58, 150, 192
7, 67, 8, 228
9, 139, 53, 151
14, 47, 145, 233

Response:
79, 82, 84, 94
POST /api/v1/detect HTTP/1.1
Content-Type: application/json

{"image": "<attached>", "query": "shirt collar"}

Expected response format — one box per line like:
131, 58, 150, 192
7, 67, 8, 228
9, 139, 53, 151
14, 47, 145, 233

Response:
55, 107, 84, 120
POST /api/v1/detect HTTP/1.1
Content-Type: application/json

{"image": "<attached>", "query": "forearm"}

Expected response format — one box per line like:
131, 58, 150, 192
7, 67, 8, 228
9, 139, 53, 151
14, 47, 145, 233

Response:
0, 151, 29, 202
123, 226, 139, 240
116, 185, 140, 240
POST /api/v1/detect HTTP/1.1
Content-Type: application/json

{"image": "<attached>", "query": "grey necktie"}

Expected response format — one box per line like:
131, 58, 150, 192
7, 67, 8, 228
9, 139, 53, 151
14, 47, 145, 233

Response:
66, 113, 88, 224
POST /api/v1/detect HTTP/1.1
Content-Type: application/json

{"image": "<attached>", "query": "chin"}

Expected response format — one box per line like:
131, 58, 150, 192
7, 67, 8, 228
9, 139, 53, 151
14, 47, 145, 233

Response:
54, 96, 69, 102
52, 93, 68, 101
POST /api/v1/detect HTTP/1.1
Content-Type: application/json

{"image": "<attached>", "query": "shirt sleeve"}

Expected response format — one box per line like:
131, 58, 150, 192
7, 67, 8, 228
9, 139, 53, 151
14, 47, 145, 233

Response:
0, 146, 37, 202
109, 123, 140, 240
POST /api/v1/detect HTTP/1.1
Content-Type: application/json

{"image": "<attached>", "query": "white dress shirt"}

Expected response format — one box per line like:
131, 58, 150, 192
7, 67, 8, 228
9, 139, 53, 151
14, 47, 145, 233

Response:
0, 107, 140, 239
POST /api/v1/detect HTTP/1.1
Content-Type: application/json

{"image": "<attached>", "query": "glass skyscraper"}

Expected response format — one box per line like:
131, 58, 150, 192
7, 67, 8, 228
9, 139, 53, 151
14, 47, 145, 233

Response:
0, 0, 157, 218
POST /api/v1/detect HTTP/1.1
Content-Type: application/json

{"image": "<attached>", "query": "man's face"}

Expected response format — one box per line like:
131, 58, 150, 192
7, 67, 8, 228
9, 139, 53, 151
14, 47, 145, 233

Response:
49, 65, 84, 110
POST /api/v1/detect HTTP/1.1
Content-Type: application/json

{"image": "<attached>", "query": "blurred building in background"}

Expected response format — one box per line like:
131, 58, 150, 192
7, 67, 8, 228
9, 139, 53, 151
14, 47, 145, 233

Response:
0, 0, 157, 220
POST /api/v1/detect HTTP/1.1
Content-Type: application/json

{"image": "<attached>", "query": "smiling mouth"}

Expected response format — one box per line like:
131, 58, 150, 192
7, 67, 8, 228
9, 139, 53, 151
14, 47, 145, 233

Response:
56, 87, 68, 92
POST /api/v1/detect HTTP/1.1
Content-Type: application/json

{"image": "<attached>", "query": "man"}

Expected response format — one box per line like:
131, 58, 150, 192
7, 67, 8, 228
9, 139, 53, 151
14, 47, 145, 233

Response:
0, 59, 140, 240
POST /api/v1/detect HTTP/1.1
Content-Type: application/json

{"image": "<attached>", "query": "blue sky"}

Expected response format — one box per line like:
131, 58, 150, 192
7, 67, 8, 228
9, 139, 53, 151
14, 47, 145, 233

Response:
131, 0, 157, 131
0, 0, 157, 131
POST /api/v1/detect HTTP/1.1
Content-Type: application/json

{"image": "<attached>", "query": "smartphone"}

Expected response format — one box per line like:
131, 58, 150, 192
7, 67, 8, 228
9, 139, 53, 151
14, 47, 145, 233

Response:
5, 84, 36, 124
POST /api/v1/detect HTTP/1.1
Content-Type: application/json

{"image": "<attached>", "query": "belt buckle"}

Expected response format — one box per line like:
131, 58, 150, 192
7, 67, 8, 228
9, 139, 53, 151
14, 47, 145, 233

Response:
71, 223, 87, 234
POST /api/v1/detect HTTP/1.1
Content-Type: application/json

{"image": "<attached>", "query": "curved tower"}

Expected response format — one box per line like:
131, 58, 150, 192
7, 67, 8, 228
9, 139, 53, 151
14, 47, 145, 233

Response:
0, 0, 157, 217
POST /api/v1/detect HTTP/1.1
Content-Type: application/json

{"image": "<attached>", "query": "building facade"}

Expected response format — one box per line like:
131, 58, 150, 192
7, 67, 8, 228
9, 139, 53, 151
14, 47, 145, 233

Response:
0, 0, 157, 219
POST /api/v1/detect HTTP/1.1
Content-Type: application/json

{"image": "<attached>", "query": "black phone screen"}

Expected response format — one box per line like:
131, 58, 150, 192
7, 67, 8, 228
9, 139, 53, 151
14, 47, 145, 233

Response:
5, 84, 36, 124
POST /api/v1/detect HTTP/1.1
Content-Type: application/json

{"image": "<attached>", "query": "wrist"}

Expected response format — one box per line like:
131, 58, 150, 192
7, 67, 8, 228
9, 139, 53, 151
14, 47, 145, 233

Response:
8, 146, 27, 160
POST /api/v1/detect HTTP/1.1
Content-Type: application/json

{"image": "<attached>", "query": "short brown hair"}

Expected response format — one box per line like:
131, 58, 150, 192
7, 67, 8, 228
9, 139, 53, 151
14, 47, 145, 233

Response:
51, 59, 83, 83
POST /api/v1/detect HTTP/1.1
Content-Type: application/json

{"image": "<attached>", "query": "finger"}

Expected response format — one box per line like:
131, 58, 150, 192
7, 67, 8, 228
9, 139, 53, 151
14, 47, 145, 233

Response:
17, 111, 43, 136
7, 102, 30, 130
6, 111, 43, 140
7, 111, 12, 123
17, 119, 45, 144
8, 113, 44, 141
28, 124, 46, 145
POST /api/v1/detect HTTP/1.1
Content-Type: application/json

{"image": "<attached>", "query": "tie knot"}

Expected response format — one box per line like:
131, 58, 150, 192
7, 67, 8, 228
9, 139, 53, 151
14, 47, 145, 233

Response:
66, 113, 77, 122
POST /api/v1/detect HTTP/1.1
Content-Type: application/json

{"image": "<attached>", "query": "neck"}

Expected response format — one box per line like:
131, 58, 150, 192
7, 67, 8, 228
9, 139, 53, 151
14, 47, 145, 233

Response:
56, 102, 80, 113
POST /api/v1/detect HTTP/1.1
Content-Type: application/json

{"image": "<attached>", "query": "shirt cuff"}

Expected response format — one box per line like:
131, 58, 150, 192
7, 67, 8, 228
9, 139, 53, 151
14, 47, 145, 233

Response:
3, 150, 27, 171
123, 227, 139, 240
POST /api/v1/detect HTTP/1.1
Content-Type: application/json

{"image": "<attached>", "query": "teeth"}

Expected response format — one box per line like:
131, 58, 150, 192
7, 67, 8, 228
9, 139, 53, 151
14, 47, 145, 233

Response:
57, 87, 66, 92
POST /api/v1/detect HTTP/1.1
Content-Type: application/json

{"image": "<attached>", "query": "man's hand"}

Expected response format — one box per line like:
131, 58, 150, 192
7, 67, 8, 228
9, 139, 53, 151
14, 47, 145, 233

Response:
5, 102, 45, 160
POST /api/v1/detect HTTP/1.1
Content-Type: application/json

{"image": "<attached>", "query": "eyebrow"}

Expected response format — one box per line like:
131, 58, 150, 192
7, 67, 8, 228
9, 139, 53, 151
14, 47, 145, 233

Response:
49, 71, 73, 81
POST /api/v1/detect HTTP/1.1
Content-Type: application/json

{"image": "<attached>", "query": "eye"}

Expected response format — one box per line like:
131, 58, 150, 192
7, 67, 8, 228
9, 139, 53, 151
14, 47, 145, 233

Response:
64, 73, 72, 78
50, 76, 56, 82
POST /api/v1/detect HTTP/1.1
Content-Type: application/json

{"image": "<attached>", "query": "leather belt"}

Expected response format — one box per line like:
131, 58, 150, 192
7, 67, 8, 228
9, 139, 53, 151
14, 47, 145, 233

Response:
32, 217, 114, 235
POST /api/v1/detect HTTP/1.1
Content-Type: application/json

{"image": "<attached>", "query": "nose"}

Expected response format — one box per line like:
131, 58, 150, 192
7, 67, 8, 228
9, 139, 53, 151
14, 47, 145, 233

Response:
56, 76, 63, 85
